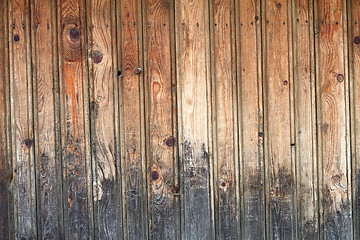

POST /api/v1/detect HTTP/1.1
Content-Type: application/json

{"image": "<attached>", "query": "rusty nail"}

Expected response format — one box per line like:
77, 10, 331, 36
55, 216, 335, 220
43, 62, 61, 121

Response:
135, 68, 142, 74
354, 36, 360, 44
24, 138, 33, 148
337, 74, 344, 82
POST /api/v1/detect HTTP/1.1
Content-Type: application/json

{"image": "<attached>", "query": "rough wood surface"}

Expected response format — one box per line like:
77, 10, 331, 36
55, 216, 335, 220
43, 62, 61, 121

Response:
87, 0, 121, 239
263, 0, 296, 238
57, 0, 93, 239
292, 0, 319, 239
143, 0, 179, 239
210, 0, 239, 239
118, 0, 148, 239
236, 0, 265, 239
31, 0, 63, 238
315, 0, 352, 238
9, 0, 37, 238
175, 0, 214, 239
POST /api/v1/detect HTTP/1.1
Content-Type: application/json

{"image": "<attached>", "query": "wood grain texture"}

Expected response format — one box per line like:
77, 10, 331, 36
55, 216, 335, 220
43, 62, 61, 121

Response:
0, 1, 12, 239
315, 0, 352, 238
87, 0, 121, 239
349, 0, 360, 239
236, 0, 265, 239
175, 0, 214, 239
292, 0, 319, 239
9, 0, 37, 238
57, 0, 93, 239
263, 0, 296, 238
31, 0, 63, 238
118, 0, 148, 239
210, 0, 239, 239
142, 0, 179, 239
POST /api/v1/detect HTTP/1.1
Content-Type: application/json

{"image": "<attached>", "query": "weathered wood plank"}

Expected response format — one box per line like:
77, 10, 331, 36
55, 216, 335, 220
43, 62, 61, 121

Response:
117, 0, 148, 238
0, 1, 12, 239
175, 0, 214, 239
31, 0, 63, 238
292, 0, 319, 239
236, 0, 265, 239
349, 0, 360, 239
87, 0, 122, 239
9, 0, 37, 238
57, 0, 93, 238
263, 0, 296, 238
142, 0, 179, 239
210, 0, 239, 239
315, 0, 352, 238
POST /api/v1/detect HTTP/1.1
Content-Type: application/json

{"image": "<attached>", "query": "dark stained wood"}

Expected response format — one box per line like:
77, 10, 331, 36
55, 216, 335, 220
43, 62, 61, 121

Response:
236, 0, 265, 239
210, 0, 239, 239
349, 0, 360, 239
9, 0, 37, 238
57, 0, 93, 239
117, 0, 148, 238
315, 0, 352, 238
142, 0, 179, 239
292, 0, 319, 238
175, 0, 214, 239
0, 1, 12, 239
87, 0, 122, 238
263, 0, 296, 238
31, 0, 63, 238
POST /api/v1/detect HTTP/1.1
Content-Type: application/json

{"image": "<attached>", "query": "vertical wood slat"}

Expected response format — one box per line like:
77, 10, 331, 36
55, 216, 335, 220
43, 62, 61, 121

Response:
175, 0, 214, 239
0, 1, 12, 239
117, 0, 148, 238
315, 0, 352, 238
31, 0, 64, 238
236, 0, 265, 239
86, 0, 122, 238
263, 0, 296, 238
9, 0, 37, 238
292, 0, 319, 239
210, 0, 239, 239
57, 0, 93, 239
142, 0, 179, 239
349, 0, 360, 239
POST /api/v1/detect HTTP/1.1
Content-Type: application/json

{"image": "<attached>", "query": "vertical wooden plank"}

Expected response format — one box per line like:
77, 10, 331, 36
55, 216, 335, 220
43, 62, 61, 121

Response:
315, 0, 352, 238
31, 0, 63, 238
210, 0, 239, 238
349, 0, 360, 238
57, 0, 93, 238
175, 0, 214, 239
263, 0, 296, 238
292, 0, 319, 239
0, 1, 12, 239
117, 0, 148, 238
87, 0, 122, 238
9, 0, 37, 238
142, 0, 179, 239
236, 0, 265, 239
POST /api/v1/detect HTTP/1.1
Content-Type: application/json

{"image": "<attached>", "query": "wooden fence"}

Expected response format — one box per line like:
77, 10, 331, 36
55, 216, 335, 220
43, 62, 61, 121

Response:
0, 0, 359, 239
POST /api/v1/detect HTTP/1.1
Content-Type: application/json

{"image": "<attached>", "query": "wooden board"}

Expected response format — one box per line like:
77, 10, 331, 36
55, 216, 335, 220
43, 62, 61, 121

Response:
117, 0, 148, 238
57, 0, 93, 238
262, 0, 296, 238
175, 0, 214, 238
0, 1, 12, 239
31, 0, 63, 238
142, 0, 179, 239
292, 0, 319, 238
9, 0, 37, 238
315, 0, 352, 238
87, 0, 122, 238
210, 0, 239, 239
236, 0, 265, 239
